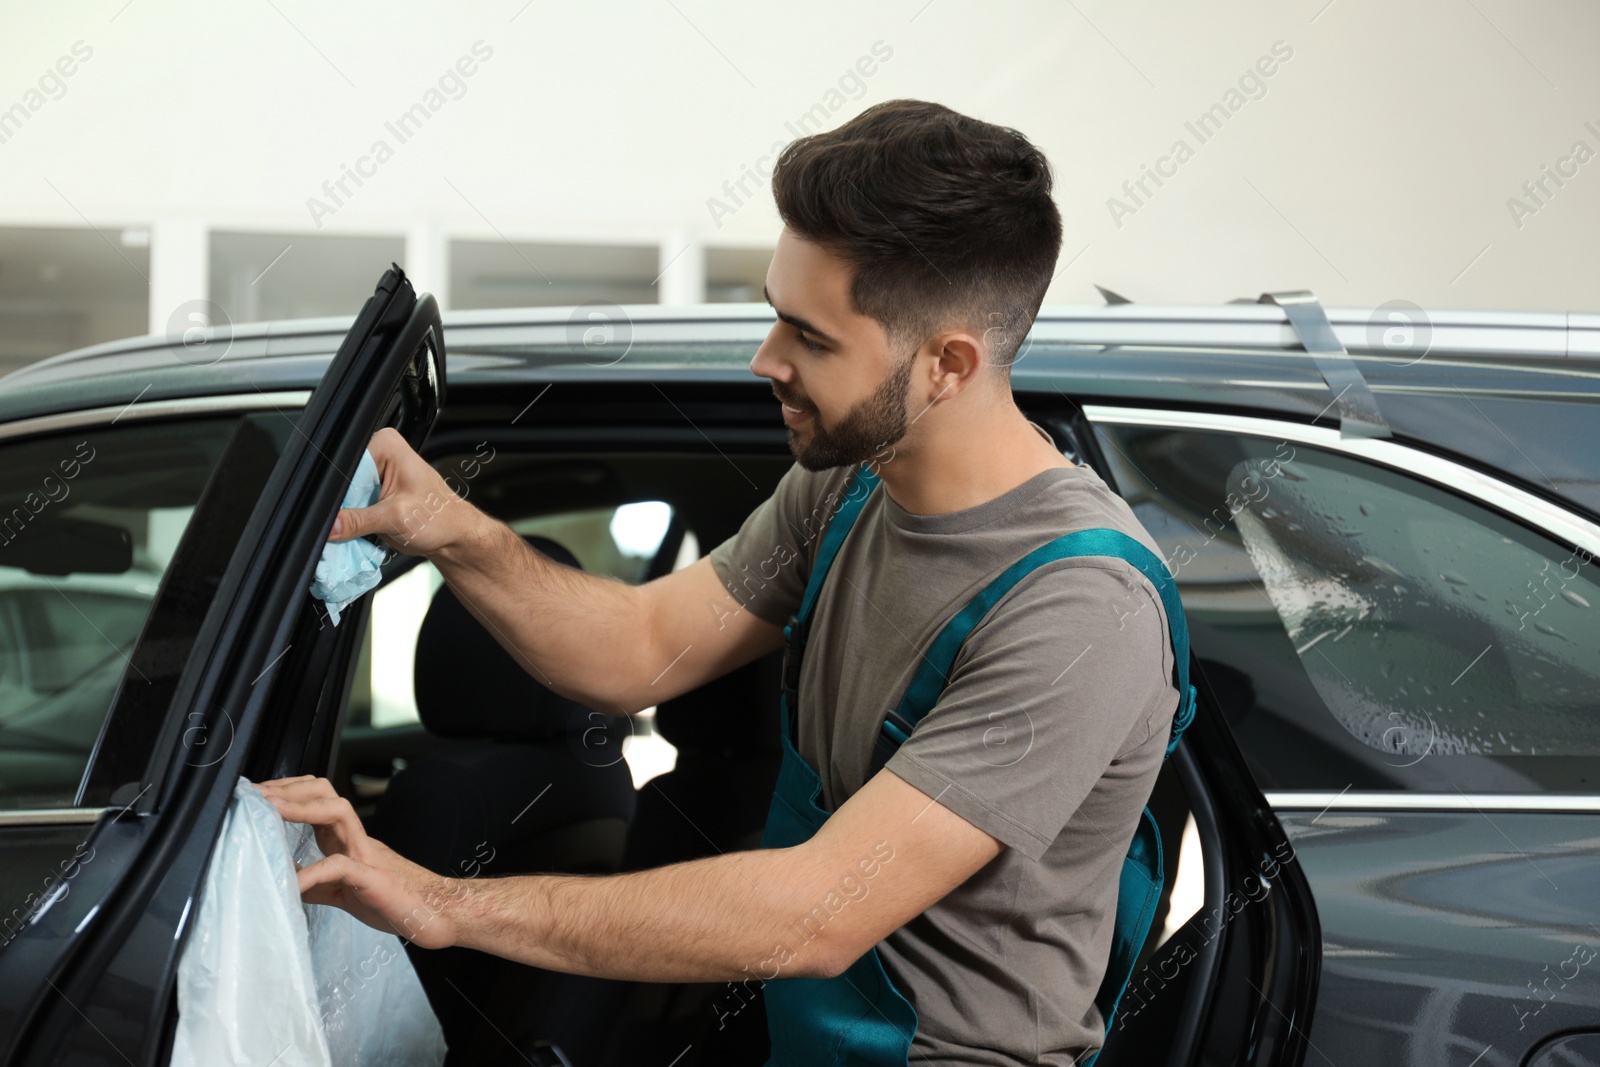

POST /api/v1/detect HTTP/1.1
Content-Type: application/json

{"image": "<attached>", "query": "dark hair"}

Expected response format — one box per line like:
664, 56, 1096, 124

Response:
771, 99, 1062, 370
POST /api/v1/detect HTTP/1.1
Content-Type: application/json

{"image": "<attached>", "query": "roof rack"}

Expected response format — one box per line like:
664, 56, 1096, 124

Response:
1258, 290, 1391, 439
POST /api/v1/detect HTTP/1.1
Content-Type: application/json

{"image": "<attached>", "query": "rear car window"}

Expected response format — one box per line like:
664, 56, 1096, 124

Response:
1092, 420, 1600, 795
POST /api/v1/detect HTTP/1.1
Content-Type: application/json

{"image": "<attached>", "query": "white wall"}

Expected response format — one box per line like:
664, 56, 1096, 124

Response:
0, 0, 1595, 347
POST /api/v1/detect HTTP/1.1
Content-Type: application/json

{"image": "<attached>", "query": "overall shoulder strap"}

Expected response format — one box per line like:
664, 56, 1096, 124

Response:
873, 527, 1197, 771
779, 464, 880, 722
790, 463, 880, 636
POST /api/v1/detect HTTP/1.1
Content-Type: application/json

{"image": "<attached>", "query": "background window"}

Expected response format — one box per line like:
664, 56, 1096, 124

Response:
450, 241, 659, 310
0, 226, 150, 378
209, 231, 406, 325
1093, 422, 1600, 795
705, 246, 771, 303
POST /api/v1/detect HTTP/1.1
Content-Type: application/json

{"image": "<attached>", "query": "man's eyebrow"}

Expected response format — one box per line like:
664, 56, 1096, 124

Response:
764, 285, 840, 346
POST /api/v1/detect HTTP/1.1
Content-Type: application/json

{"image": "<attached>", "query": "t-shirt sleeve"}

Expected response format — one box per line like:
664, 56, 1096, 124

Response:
706, 462, 852, 628
882, 559, 1179, 862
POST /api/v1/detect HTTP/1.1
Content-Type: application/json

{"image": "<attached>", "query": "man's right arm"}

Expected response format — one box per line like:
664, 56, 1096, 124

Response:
331, 429, 784, 716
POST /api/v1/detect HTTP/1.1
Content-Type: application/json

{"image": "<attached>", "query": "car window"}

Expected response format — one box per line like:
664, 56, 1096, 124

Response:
0, 417, 269, 810
1091, 419, 1600, 795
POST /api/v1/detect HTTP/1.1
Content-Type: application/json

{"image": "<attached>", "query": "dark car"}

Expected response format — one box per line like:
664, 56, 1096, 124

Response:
0, 267, 1595, 1066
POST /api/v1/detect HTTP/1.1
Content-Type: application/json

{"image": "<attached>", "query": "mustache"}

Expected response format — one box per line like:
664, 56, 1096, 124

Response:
773, 390, 811, 411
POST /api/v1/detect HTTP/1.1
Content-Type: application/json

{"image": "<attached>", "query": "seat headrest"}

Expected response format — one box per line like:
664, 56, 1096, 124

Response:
412, 535, 600, 743
652, 649, 782, 756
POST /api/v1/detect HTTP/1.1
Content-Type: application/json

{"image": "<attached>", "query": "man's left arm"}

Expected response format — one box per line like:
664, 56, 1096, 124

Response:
257, 767, 1000, 983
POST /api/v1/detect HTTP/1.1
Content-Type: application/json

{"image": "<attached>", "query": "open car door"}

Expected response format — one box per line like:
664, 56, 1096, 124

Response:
0, 265, 444, 1065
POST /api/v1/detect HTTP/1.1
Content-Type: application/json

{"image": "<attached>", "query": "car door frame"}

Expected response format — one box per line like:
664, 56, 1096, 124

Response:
0, 264, 445, 1066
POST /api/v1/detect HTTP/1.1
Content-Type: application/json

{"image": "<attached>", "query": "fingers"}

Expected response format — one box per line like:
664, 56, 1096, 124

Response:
297, 851, 370, 898
368, 426, 405, 455
331, 501, 411, 550
329, 505, 367, 542
257, 777, 369, 856
255, 775, 335, 800
327, 429, 409, 542
296, 848, 458, 949
253, 774, 317, 792
334, 429, 467, 556
267, 794, 365, 839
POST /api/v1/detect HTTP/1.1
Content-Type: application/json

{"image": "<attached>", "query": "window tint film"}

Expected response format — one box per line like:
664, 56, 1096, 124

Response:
1092, 421, 1600, 794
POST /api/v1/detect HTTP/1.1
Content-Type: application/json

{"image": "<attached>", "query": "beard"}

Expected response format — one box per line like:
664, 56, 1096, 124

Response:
785, 347, 916, 473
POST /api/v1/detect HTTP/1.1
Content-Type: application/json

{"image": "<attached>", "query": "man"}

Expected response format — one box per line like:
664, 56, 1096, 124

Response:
262, 99, 1180, 1065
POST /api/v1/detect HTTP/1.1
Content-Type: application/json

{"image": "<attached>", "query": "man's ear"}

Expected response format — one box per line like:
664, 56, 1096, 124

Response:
922, 329, 989, 401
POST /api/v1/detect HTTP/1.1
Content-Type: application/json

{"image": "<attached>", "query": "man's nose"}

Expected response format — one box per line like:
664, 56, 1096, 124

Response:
749, 328, 789, 383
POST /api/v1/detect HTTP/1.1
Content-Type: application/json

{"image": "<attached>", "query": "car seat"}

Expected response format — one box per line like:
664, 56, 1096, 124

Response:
538, 647, 784, 1066
371, 535, 637, 1067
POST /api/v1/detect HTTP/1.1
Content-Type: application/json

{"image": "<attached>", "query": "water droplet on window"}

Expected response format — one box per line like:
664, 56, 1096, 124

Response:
1561, 589, 1591, 609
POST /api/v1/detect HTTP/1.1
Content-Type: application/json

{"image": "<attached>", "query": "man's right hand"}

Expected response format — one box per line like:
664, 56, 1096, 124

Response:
324, 425, 784, 716
328, 427, 484, 559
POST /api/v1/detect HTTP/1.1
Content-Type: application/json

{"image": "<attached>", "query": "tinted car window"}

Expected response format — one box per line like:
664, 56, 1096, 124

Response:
0, 418, 258, 809
1091, 420, 1600, 794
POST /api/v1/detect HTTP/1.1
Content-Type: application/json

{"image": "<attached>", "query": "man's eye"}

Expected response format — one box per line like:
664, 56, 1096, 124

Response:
796, 330, 823, 353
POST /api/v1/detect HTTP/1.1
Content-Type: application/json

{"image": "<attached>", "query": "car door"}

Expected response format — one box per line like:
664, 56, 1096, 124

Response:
1082, 403, 1600, 1066
0, 264, 445, 1066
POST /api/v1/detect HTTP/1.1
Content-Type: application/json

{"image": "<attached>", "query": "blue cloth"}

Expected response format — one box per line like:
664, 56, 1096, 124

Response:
308, 448, 385, 626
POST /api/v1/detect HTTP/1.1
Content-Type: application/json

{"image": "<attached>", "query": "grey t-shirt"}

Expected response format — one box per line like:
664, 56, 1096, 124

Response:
707, 422, 1180, 1066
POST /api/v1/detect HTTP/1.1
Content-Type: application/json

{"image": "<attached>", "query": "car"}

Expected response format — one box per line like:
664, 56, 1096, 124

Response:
0, 267, 1595, 1066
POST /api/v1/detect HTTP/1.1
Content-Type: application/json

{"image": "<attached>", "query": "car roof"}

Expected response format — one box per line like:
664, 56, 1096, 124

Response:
3, 301, 1597, 519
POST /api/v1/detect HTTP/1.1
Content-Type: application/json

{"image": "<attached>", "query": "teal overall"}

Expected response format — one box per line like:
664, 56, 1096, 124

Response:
759, 462, 1198, 1067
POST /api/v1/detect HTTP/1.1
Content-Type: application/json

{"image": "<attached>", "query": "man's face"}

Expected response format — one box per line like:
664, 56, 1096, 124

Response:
751, 229, 918, 472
